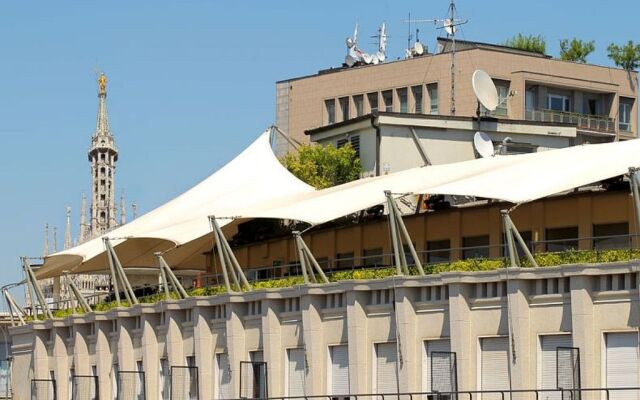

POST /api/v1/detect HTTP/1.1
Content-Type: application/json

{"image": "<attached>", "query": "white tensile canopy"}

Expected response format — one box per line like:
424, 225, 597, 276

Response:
37, 132, 640, 278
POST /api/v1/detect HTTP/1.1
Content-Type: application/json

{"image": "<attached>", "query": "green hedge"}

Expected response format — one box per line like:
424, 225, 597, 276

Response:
43, 248, 640, 317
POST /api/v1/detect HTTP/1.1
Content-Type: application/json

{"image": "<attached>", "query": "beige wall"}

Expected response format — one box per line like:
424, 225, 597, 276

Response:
277, 47, 637, 151
10, 262, 640, 399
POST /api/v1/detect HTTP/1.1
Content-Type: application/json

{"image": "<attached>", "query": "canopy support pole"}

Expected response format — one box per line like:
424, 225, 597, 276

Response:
155, 253, 189, 300
385, 191, 426, 276
209, 217, 252, 293
63, 272, 92, 314
22, 257, 53, 320
271, 125, 302, 151
103, 238, 138, 305
501, 210, 539, 268
628, 168, 640, 236
293, 231, 329, 284
3, 289, 26, 326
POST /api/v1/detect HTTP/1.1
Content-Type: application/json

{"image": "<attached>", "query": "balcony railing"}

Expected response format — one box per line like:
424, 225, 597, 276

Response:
525, 109, 616, 133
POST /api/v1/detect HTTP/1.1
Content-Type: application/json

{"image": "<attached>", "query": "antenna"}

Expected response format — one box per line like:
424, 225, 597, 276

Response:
404, 0, 468, 115
473, 131, 495, 158
472, 70, 499, 112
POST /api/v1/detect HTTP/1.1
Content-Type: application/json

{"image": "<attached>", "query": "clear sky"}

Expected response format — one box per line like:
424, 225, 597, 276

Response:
0, 0, 638, 294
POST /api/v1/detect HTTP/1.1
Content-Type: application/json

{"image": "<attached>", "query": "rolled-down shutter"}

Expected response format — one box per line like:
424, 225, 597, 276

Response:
287, 348, 306, 397
330, 345, 350, 395
480, 337, 510, 400
423, 339, 452, 392
216, 353, 232, 400
540, 334, 572, 400
376, 342, 399, 394
606, 332, 639, 400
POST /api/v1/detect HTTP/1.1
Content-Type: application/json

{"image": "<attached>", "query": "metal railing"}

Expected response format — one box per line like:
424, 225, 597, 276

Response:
525, 109, 616, 133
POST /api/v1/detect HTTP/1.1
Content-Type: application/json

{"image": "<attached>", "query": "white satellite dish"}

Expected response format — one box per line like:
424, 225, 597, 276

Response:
414, 41, 424, 55
473, 131, 495, 158
377, 51, 386, 62
472, 70, 499, 111
345, 55, 356, 67
371, 54, 380, 65
346, 37, 354, 48
362, 53, 373, 64
444, 19, 457, 35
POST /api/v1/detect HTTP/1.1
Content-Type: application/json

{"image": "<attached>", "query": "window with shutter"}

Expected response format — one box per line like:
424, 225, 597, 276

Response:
287, 348, 306, 397
329, 345, 350, 396
375, 342, 399, 396
422, 339, 452, 392
216, 353, 232, 400
606, 332, 639, 400
480, 337, 510, 400
539, 334, 572, 400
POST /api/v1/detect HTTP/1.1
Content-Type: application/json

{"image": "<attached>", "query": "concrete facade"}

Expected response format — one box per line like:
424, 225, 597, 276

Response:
10, 262, 640, 399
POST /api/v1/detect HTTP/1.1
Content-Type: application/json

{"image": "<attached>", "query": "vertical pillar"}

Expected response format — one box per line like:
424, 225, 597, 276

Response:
95, 322, 112, 400
166, 311, 185, 368
141, 316, 159, 400
301, 294, 325, 395
193, 307, 214, 400
226, 303, 246, 399
346, 291, 369, 393
448, 282, 474, 390
507, 279, 532, 390
261, 299, 283, 397
52, 330, 70, 400
570, 276, 597, 396
394, 286, 419, 392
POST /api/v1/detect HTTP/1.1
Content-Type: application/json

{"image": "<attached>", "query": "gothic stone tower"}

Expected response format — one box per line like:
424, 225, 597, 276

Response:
88, 73, 118, 237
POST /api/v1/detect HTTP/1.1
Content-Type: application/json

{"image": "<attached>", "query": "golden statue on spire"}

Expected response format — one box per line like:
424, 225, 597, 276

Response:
98, 73, 107, 95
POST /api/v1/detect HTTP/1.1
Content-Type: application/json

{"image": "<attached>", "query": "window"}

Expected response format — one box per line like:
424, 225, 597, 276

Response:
353, 95, 364, 117
427, 83, 438, 114
525, 88, 537, 112
594, 223, 629, 250
335, 252, 354, 269
328, 345, 349, 396
339, 97, 349, 121
325, 99, 336, 124
363, 248, 383, 267
547, 94, 571, 112
382, 90, 393, 112
160, 358, 170, 400
397, 88, 408, 113
545, 227, 578, 252
339, 135, 361, 158
462, 235, 490, 259
412, 85, 423, 114
367, 92, 379, 113
494, 83, 509, 116
619, 97, 634, 132
426, 239, 451, 264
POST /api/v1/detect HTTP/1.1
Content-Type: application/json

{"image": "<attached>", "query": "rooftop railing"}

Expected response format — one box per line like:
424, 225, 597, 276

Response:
525, 109, 616, 133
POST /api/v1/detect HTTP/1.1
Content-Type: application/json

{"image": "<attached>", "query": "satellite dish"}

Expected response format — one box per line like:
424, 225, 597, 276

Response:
345, 55, 356, 67
444, 19, 457, 35
473, 131, 495, 158
371, 54, 380, 65
362, 53, 373, 64
414, 41, 424, 55
377, 51, 386, 62
346, 37, 354, 48
472, 70, 499, 111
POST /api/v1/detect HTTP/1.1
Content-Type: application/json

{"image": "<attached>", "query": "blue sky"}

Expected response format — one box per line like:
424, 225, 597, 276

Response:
0, 0, 637, 292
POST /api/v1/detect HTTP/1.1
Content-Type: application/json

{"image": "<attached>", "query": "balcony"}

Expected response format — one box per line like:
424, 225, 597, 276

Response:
525, 108, 616, 134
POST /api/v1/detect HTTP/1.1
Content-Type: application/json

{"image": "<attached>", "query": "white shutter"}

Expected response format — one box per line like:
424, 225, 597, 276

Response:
287, 348, 306, 397
246, 351, 264, 398
216, 353, 233, 400
480, 337, 510, 400
540, 334, 572, 400
606, 332, 639, 400
423, 339, 452, 392
375, 342, 399, 394
329, 345, 350, 395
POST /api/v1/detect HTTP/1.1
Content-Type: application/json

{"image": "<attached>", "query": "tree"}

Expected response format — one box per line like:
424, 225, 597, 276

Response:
504, 34, 546, 55
280, 143, 363, 189
607, 40, 640, 70
559, 38, 595, 63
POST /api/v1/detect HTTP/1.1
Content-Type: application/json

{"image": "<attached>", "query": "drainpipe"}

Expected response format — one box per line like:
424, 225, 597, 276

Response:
372, 113, 381, 176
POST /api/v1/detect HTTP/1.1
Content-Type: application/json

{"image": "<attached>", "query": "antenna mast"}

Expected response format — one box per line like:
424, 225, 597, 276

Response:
405, 0, 468, 115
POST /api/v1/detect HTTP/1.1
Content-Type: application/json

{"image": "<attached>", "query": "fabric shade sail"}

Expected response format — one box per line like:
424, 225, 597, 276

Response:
38, 134, 640, 278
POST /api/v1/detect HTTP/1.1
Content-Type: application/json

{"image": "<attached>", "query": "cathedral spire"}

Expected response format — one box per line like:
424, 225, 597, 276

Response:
88, 72, 119, 237
80, 193, 87, 242
64, 206, 72, 250
120, 191, 126, 225
43, 223, 49, 257
52, 227, 58, 253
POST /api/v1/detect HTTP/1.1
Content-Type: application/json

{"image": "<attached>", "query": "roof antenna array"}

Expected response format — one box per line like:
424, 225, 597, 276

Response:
344, 19, 388, 67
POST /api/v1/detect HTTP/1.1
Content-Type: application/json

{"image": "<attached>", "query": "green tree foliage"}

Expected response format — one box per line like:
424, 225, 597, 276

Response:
607, 40, 640, 70
504, 33, 546, 55
280, 143, 363, 189
559, 38, 595, 63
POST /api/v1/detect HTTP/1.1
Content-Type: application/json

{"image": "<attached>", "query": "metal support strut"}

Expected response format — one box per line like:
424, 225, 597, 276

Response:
293, 231, 329, 284
22, 257, 53, 319
209, 216, 252, 293
385, 191, 426, 276
63, 272, 92, 314
103, 238, 139, 305
155, 253, 189, 300
501, 210, 539, 269
3, 288, 26, 326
